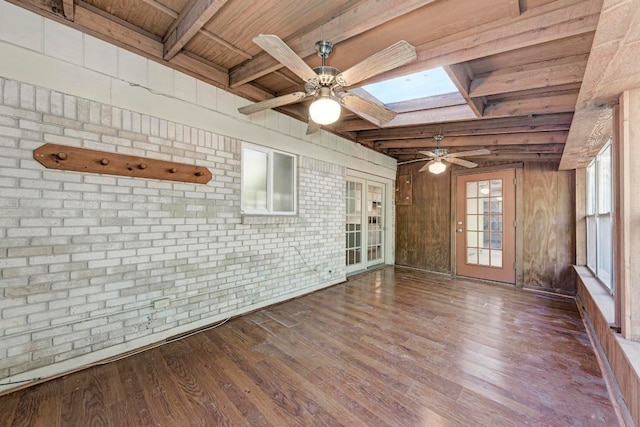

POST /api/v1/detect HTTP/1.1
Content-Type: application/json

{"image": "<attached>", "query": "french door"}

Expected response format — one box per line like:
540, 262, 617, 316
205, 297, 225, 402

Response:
346, 178, 385, 273
455, 169, 516, 283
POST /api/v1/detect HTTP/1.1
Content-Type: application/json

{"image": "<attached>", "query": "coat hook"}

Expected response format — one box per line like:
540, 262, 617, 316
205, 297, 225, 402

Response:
100, 158, 110, 165
56, 152, 67, 160
195, 171, 203, 177
139, 163, 147, 170
169, 168, 177, 173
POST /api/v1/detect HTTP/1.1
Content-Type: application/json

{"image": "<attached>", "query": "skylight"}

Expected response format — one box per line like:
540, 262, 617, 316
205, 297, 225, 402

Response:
362, 67, 459, 104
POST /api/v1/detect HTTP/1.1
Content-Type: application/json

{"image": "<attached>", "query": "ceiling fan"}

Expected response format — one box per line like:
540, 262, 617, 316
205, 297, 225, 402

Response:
398, 134, 491, 174
238, 34, 417, 132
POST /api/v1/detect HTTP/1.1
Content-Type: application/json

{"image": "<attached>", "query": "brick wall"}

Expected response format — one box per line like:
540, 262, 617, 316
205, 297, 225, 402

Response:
0, 77, 346, 381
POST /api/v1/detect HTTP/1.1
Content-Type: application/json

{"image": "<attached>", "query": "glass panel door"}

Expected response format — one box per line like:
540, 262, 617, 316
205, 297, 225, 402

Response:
346, 180, 362, 268
346, 179, 385, 273
456, 169, 515, 284
367, 184, 384, 265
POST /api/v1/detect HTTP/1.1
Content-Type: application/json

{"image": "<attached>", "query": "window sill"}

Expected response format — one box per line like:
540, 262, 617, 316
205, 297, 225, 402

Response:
574, 265, 615, 325
241, 214, 299, 225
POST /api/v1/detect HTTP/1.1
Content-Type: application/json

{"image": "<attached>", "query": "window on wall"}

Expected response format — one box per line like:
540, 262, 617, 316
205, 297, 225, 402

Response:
586, 142, 613, 291
241, 143, 296, 214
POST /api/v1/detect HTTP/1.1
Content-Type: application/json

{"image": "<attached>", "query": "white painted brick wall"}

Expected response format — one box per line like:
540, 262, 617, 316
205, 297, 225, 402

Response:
0, 77, 346, 379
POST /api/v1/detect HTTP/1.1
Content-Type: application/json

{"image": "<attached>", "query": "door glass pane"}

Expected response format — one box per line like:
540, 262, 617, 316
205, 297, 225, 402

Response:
466, 182, 478, 198
478, 248, 490, 265
467, 231, 478, 247
467, 248, 478, 264
490, 179, 502, 196
467, 198, 478, 214
491, 233, 502, 249
467, 215, 478, 231
478, 180, 490, 196
346, 181, 362, 266
490, 250, 503, 267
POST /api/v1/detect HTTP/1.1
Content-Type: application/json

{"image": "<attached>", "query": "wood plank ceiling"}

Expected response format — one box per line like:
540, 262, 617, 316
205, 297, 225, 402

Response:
9, 0, 611, 166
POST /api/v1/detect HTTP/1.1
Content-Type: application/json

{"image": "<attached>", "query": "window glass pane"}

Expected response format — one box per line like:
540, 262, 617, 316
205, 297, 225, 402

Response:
273, 152, 294, 212
598, 215, 612, 287
598, 145, 611, 214
490, 232, 502, 249
586, 216, 597, 271
242, 147, 267, 210
586, 162, 596, 215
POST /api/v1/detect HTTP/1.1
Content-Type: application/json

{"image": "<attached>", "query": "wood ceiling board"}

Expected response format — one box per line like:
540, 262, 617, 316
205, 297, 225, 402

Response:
484, 84, 581, 101
82, 0, 177, 37
228, 0, 440, 87
396, 152, 562, 161
469, 59, 587, 97
483, 92, 579, 117
388, 144, 565, 157
519, 0, 563, 13
381, 105, 478, 128
561, 0, 640, 169
183, 31, 249, 70
358, 113, 574, 141
468, 33, 594, 75
375, 131, 569, 148
354, 0, 600, 88
318, 0, 512, 79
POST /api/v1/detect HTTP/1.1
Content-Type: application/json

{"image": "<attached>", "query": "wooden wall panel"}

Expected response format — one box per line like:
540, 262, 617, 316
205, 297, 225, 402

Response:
523, 161, 576, 294
396, 160, 577, 294
395, 163, 451, 272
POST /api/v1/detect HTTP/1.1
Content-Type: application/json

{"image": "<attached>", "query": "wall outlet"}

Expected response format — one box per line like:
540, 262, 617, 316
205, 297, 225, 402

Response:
153, 298, 170, 309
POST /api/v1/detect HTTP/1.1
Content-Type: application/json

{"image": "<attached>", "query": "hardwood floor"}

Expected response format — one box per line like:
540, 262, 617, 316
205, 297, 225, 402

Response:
0, 267, 619, 426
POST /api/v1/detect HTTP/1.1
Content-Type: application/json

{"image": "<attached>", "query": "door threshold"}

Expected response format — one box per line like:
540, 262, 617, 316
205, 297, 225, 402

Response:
346, 264, 389, 280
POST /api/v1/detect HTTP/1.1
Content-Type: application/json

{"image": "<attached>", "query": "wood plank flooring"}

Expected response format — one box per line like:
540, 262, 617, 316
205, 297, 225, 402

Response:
0, 267, 619, 426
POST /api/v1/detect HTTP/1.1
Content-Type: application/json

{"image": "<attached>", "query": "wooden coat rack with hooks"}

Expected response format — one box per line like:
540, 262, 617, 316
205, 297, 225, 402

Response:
34, 144, 212, 184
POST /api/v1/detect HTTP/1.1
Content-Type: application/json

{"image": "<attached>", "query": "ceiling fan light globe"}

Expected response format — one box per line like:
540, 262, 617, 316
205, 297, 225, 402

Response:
309, 97, 341, 125
428, 161, 447, 174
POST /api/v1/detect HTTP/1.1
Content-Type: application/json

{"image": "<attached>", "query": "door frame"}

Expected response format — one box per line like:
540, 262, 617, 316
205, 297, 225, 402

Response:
346, 170, 395, 273
451, 163, 524, 287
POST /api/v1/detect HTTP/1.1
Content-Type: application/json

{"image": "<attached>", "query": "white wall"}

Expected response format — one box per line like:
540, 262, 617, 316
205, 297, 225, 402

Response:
0, 1, 396, 393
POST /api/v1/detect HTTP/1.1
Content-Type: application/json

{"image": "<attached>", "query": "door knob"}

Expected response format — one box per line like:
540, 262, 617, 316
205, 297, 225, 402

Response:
456, 228, 463, 233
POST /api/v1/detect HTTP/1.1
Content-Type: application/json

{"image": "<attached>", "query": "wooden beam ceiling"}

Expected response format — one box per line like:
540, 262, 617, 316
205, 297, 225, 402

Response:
7, 0, 625, 166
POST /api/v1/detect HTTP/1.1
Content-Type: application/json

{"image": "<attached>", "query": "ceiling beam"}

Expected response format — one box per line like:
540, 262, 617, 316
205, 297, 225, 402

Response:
374, 131, 569, 148
163, 0, 229, 60
358, 113, 574, 141
469, 57, 587, 97
357, 0, 601, 87
386, 93, 466, 113
229, 0, 437, 88
561, 0, 640, 169
444, 63, 484, 117
483, 92, 579, 117
62, 0, 73, 20
397, 153, 563, 162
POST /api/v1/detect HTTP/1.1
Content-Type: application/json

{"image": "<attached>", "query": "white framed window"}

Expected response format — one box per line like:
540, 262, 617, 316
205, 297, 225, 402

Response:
586, 141, 613, 291
241, 142, 296, 215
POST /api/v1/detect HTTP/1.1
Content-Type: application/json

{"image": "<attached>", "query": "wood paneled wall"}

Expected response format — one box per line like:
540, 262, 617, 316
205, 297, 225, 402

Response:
395, 163, 451, 272
395, 161, 576, 294
522, 162, 576, 294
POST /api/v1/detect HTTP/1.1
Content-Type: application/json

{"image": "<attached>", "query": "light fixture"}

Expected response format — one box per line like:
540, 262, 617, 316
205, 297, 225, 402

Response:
428, 160, 447, 174
309, 87, 341, 125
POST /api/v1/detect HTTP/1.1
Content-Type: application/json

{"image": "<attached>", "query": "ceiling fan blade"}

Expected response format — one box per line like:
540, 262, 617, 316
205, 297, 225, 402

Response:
418, 151, 437, 158
340, 93, 397, 123
418, 160, 436, 173
446, 149, 491, 158
444, 157, 479, 168
238, 92, 306, 115
306, 119, 320, 135
336, 41, 417, 87
253, 34, 318, 82
397, 158, 430, 165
